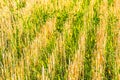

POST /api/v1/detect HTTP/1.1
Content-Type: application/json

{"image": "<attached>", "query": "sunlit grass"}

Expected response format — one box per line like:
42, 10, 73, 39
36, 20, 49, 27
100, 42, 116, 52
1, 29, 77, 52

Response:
0, 0, 120, 80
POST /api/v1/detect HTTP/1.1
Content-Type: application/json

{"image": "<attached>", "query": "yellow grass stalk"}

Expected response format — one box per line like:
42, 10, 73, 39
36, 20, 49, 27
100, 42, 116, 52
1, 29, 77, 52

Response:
92, 0, 108, 79
113, 0, 120, 79
68, 30, 86, 80
67, 1, 86, 80
46, 10, 73, 79
23, 18, 56, 79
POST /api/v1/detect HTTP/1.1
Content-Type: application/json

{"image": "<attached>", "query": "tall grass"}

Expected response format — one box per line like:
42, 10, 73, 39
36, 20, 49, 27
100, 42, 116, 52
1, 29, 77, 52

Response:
0, 0, 120, 80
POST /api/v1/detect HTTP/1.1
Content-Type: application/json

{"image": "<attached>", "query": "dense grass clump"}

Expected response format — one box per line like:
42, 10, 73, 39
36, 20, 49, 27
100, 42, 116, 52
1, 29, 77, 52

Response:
0, 0, 120, 80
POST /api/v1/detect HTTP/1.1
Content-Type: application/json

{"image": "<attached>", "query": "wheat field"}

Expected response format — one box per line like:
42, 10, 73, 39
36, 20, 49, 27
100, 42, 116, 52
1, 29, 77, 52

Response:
0, 0, 120, 80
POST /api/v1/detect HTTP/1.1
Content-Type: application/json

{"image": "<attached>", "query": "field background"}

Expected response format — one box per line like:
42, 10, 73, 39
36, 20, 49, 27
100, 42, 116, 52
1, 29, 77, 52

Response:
0, 0, 120, 80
